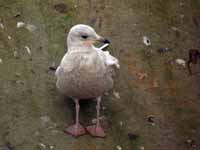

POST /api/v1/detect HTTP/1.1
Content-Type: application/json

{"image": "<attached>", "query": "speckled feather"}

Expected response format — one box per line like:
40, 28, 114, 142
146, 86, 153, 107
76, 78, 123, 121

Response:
56, 46, 119, 99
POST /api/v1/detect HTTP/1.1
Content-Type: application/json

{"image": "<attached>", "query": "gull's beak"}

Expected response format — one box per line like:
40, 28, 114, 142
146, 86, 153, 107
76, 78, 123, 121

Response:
96, 36, 111, 44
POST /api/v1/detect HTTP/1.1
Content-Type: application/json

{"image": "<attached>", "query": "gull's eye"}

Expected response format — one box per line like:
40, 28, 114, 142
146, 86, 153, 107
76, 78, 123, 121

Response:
81, 35, 88, 39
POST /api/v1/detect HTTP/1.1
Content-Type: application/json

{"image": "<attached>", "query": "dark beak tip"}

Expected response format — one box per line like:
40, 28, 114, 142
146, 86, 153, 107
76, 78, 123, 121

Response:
103, 39, 110, 44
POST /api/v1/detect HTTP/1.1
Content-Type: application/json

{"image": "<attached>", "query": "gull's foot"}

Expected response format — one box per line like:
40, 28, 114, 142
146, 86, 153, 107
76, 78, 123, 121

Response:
65, 124, 86, 137
86, 125, 106, 138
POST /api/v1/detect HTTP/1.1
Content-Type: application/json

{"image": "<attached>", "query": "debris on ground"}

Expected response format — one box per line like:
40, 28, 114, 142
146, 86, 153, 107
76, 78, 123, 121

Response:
128, 133, 139, 141
8, 35, 11, 40
152, 78, 159, 88
50, 145, 55, 149
38, 143, 46, 149
17, 22, 26, 28
175, 58, 186, 67
54, 3, 69, 13
119, 121, 123, 127
49, 62, 57, 71
0, 22, 4, 29
136, 72, 148, 80
143, 36, 151, 46
116, 145, 122, 150
113, 91, 120, 99
14, 12, 21, 17
15, 72, 21, 77
147, 115, 156, 126
157, 48, 172, 54
171, 26, 179, 32
185, 139, 195, 147
0, 58, 3, 64
26, 24, 37, 32
25, 46, 31, 55
17, 22, 37, 32
16, 80, 25, 85
13, 51, 19, 58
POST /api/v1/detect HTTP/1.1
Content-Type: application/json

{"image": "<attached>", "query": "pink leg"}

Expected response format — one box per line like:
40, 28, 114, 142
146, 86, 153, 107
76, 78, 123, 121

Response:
86, 97, 106, 137
65, 99, 86, 137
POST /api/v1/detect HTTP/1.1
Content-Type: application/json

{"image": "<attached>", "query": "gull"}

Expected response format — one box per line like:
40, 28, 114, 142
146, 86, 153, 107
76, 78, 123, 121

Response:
56, 24, 119, 137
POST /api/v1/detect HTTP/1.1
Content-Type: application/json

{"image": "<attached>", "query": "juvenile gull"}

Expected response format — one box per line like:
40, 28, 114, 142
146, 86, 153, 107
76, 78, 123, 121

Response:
56, 24, 119, 137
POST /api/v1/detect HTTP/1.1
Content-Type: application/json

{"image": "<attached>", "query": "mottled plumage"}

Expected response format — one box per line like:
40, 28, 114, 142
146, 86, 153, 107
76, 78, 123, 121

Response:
55, 24, 119, 137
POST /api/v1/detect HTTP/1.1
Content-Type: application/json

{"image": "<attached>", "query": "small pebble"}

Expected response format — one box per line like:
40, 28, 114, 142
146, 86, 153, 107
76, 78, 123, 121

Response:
26, 24, 37, 32
171, 26, 179, 31
0, 58, 2, 64
175, 59, 186, 67
147, 115, 156, 126
119, 121, 123, 126
13, 51, 19, 58
186, 139, 195, 146
25, 46, 31, 55
38, 143, 46, 149
17, 22, 26, 28
137, 72, 148, 80
113, 91, 120, 99
143, 36, 151, 46
0, 23, 4, 29
16, 80, 24, 85
15, 72, 21, 77
14, 12, 21, 17
8, 36, 11, 40
116, 145, 122, 150
50, 145, 55, 149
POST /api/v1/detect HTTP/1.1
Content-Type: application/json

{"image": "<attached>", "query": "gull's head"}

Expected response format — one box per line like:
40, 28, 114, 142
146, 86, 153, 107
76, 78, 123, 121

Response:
67, 24, 110, 49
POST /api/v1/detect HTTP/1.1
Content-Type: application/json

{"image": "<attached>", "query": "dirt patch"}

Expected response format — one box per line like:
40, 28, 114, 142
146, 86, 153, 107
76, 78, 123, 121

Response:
54, 3, 69, 14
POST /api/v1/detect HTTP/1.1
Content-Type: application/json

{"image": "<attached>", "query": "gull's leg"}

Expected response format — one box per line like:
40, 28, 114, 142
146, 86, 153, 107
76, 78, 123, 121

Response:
86, 97, 106, 137
65, 99, 86, 137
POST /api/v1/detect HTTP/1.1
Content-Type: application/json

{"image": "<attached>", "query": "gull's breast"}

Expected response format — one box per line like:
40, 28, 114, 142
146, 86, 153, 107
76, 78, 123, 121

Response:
56, 51, 113, 99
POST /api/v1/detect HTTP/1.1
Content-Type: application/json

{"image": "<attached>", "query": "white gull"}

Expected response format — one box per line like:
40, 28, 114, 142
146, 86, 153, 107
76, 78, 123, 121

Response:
56, 24, 119, 137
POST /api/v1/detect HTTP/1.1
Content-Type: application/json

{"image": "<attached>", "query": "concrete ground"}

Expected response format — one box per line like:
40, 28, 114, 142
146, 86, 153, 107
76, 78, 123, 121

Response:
0, 0, 200, 149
